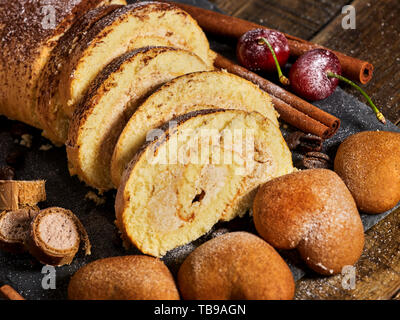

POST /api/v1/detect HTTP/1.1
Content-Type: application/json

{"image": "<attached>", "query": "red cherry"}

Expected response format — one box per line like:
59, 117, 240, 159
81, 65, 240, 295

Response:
289, 49, 341, 101
237, 29, 290, 83
290, 49, 385, 123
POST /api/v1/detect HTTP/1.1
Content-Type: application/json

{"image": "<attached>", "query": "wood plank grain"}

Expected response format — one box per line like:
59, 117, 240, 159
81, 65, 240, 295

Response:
311, 0, 400, 124
209, 0, 349, 40
392, 290, 400, 300
207, 0, 249, 14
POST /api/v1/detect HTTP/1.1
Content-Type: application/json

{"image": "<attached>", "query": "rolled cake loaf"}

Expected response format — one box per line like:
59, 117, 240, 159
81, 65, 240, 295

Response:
0, 0, 126, 129
66, 46, 211, 191
115, 109, 294, 257
111, 70, 279, 187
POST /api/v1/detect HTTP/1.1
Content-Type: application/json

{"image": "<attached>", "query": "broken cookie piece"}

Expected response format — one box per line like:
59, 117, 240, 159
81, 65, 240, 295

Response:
26, 207, 91, 266
0, 180, 46, 211
0, 208, 38, 253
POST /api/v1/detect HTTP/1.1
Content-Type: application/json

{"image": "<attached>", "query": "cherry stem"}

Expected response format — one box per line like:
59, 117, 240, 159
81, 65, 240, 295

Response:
258, 37, 290, 86
327, 72, 386, 124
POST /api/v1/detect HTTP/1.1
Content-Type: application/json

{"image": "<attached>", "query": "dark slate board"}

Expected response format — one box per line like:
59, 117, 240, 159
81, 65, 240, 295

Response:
0, 0, 399, 300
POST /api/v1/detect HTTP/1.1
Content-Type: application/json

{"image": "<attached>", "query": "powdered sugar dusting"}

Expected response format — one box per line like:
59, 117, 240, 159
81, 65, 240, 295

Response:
289, 49, 341, 101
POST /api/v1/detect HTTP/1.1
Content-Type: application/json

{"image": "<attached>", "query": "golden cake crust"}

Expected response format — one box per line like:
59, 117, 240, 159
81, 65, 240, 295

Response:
0, 0, 126, 128
59, 2, 215, 122
36, 5, 123, 145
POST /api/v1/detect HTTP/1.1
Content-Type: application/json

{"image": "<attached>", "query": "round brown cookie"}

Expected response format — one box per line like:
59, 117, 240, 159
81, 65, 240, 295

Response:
26, 207, 91, 266
178, 232, 295, 300
334, 131, 400, 214
253, 169, 365, 275
68, 256, 180, 300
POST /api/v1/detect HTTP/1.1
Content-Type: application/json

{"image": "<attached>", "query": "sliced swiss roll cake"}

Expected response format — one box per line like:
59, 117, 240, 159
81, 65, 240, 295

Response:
55, 2, 215, 144
36, 5, 124, 145
66, 46, 211, 192
115, 109, 294, 257
111, 70, 280, 187
0, 0, 126, 129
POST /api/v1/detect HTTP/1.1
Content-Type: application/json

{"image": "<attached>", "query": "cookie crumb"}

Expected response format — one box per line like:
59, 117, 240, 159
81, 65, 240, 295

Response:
19, 134, 32, 148
39, 144, 53, 151
85, 191, 106, 206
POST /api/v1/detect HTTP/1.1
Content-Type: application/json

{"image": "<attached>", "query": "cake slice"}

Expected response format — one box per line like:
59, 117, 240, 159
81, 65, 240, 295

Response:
26, 207, 91, 266
0, 0, 126, 130
56, 2, 214, 145
0, 180, 46, 211
111, 70, 279, 186
0, 209, 38, 253
115, 109, 294, 257
36, 5, 124, 145
66, 46, 211, 192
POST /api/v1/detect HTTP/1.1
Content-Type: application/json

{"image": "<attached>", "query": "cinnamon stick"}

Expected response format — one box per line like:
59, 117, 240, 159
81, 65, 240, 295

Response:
0, 285, 25, 300
171, 2, 374, 84
215, 53, 340, 139
270, 96, 331, 138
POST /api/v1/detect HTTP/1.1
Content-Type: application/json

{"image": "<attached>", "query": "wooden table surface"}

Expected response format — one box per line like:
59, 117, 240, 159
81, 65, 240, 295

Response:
209, 0, 400, 300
